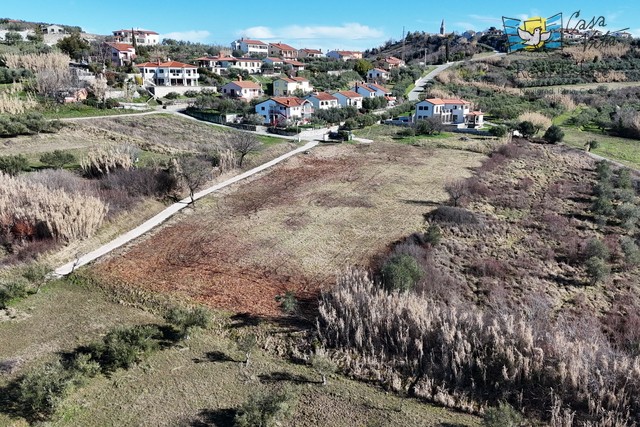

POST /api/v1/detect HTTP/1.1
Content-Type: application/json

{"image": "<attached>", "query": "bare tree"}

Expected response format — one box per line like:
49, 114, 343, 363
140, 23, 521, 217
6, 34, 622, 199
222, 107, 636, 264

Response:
88, 75, 108, 102
176, 157, 212, 203
35, 68, 70, 97
445, 179, 469, 207
224, 131, 263, 168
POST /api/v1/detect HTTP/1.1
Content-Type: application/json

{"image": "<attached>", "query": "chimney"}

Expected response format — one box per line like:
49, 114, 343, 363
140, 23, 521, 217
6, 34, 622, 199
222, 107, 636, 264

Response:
238, 75, 243, 81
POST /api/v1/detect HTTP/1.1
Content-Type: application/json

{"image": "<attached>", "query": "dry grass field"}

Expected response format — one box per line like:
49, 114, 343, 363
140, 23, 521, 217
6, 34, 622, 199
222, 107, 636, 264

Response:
94, 141, 485, 317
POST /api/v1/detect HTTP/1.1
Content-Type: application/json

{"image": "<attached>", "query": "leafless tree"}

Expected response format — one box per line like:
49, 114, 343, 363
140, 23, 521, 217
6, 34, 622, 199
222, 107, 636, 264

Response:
35, 68, 70, 97
88, 75, 108, 102
176, 157, 212, 203
224, 131, 263, 168
445, 179, 469, 207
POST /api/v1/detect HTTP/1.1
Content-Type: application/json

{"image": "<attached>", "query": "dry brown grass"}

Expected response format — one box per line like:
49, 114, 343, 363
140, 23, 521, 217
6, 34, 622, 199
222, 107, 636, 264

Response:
517, 111, 552, 130
94, 142, 485, 317
2, 52, 70, 72
593, 70, 627, 83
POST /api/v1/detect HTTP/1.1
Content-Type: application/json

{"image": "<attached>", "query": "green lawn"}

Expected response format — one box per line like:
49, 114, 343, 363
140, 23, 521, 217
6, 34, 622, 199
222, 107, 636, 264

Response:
561, 127, 640, 169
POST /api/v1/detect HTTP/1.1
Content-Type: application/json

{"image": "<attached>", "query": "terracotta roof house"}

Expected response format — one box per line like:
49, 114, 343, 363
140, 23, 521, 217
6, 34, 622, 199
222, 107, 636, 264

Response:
135, 60, 199, 87
303, 92, 339, 110
381, 56, 405, 69
413, 98, 483, 128
220, 79, 263, 100
333, 90, 363, 108
283, 59, 305, 71
298, 48, 323, 58
105, 42, 136, 66
367, 83, 392, 97
231, 38, 269, 55
269, 42, 298, 59
254, 96, 314, 125
350, 83, 376, 98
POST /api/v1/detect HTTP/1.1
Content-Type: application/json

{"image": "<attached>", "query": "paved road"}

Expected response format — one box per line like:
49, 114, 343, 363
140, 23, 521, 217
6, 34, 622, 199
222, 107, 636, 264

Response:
408, 52, 506, 101
54, 140, 320, 276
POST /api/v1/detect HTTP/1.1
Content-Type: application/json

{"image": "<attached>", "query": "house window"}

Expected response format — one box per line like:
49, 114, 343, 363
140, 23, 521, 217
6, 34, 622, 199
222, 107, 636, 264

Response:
158, 69, 164, 73
425, 106, 429, 110
275, 82, 279, 86
261, 106, 265, 110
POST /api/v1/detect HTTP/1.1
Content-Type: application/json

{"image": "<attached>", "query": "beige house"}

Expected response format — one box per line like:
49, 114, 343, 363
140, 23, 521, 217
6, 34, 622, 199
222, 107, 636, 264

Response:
273, 77, 312, 96
269, 42, 298, 59
105, 42, 136, 66
220, 80, 264, 100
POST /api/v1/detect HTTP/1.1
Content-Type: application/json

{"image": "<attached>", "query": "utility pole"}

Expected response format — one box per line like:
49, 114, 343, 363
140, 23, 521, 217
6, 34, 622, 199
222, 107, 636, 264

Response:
402, 26, 405, 62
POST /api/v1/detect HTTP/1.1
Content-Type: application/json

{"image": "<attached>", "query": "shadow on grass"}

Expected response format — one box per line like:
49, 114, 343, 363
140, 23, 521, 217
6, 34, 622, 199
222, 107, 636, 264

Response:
193, 351, 236, 364
258, 371, 316, 384
229, 312, 264, 328
189, 408, 237, 427
401, 199, 440, 207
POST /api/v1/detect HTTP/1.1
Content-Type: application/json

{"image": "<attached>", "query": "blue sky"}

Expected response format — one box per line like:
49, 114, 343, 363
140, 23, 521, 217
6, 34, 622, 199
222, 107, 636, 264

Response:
4, 0, 638, 53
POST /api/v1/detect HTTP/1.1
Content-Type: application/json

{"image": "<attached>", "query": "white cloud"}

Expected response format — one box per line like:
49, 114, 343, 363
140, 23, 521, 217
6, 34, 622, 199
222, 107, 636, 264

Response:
468, 14, 502, 25
237, 23, 384, 42
629, 28, 640, 37
159, 30, 211, 43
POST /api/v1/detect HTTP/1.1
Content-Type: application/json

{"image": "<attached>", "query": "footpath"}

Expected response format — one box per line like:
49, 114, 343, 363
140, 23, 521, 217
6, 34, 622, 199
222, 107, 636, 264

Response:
54, 140, 320, 276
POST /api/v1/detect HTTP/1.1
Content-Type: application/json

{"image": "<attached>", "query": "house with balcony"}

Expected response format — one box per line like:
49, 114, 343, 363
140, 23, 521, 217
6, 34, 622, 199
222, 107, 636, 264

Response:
298, 48, 323, 58
262, 57, 285, 69
135, 60, 199, 86
273, 77, 312, 96
303, 92, 339, 110
112, 29, 159, 45
196, 55, 261, 75
254, 97, 314, 125
283, 59, 305, 72
232, 58, 262, 74
105, 42, 136, 66
334, 90, 363, 109
268, 42, 298, 59
231, 38, 269, 55
220, 79, 263, 100
413, 98, 483, 128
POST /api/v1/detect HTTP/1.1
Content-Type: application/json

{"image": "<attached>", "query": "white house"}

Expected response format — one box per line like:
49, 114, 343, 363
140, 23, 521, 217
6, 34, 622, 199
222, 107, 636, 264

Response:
41, 24, 65, 34
112, 29, 159, 45
231, 38, 269, 55
413, 98, 483, 128
135, 60, 199, 87
326, 50, 362, 60
254, 97, 314, 125
196, 55, 261, 75
220, 80, 263, 100
303, 92, 339, 110
273, 77, 312, 96
334, 90, 363, 109
105, 42, 136, 66
367, 68, 390, 81
262, 57, 284, 69
283, 59, 305, 72
232, 58, 262, 74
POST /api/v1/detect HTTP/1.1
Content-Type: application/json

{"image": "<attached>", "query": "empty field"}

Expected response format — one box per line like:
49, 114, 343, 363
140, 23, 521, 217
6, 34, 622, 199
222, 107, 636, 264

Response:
94, 141, 485, 316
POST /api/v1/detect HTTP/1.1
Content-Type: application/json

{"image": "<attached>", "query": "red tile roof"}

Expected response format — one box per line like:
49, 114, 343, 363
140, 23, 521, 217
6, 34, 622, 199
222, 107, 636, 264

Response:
355, 85, 375, 92
271, 97, 308, 107
301, 48, 322, 54
442, 98, 470, 104
424, 98, 445, 105
225, 81, 262, 89
370, 68, 389, 74
270, 42, 296, 51
284, 60, 305, 66
368, 83, 391, 93
241, 39, 266, 45
336, 90, 362, 99
310, 92, 337, 101
135, 60, 197, 68
106, 42, 135, 52
291, 77, 308, 82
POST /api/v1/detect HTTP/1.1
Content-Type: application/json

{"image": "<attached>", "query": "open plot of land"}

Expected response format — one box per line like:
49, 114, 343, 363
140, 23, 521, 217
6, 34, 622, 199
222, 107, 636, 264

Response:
560, 127, 640, 169
94, 142, 485, 317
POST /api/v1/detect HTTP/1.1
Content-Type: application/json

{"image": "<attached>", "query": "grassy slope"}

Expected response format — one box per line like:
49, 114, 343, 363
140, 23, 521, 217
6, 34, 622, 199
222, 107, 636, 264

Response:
0, 276, 480, 427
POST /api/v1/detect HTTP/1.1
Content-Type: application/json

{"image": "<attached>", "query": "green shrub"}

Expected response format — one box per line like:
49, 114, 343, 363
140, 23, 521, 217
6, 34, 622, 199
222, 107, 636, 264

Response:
424, 225, 442, 246
164, 91, 180, 100
381, 254, 425, 293
585, 238, 610, 260
585, 256, 611, 284
616, 168, 632, 189
620, 236, 640, 267
164, 306, 211, 339
0, 278, 29, 308
543, 124, 565, 143
0, 154, 29, 176
489, 125, 507, 138
596, 160, 611, 181
616, 203, 640, 230
276, 290, 298, 314
398, 127, 415, 137
592, 195, 613, 216
234, 389, 297, 427
483, 402, 524, 427
40, 150, 76, 169
88, 325, 160, 372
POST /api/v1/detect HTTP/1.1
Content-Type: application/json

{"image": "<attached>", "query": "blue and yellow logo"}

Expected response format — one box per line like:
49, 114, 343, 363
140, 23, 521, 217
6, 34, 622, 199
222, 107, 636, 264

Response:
503, 13, 563, 52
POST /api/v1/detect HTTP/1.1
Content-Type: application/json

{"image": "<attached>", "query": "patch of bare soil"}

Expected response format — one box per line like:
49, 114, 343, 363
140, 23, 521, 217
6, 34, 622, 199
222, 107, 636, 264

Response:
94, 142, 485, 317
